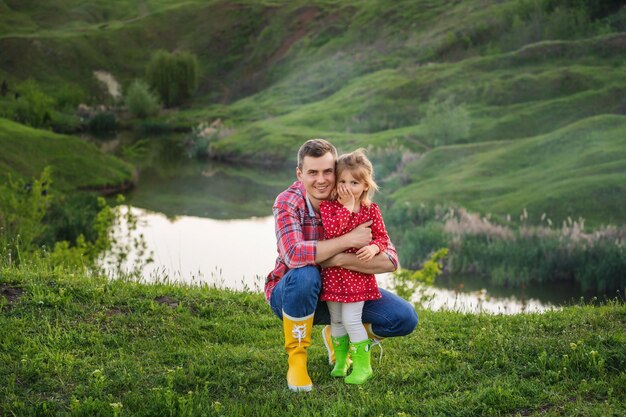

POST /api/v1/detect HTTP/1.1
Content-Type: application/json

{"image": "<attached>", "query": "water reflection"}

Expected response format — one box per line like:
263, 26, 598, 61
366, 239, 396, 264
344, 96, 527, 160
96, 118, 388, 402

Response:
114, 207, 275, 291
378, 274, 559, 314
114, 207, 566, 314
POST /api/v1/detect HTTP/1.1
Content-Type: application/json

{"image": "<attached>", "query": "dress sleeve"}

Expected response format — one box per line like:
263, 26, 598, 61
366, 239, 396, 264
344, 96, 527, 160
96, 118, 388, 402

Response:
369, 204, 389, 253
320, 201, 353, 239
273, 201, 317, 269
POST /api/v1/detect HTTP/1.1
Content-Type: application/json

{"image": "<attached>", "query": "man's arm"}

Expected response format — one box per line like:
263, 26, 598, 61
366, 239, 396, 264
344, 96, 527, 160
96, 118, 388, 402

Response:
320, 251, 397, 274
315, 221, 373, 263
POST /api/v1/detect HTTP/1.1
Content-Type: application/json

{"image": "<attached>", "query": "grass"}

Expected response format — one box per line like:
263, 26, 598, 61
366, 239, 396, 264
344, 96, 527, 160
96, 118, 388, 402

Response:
389, 115, 626, 228
0, 264, 624, 416
0, 118, 133, 191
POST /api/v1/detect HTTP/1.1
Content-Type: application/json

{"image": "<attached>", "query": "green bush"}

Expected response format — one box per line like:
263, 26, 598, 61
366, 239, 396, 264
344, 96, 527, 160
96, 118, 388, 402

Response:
11, 79, 54, 128
49, 111, 82, 134
146, 50, 199, 107
0, 168, 52, 258
421, 96, 471, 146
125, 79, 160, 119
53, 83, 86, 113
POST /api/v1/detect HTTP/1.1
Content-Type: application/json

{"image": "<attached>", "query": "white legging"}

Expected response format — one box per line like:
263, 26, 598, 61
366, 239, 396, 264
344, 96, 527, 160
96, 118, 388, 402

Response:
327, 301, 368, 343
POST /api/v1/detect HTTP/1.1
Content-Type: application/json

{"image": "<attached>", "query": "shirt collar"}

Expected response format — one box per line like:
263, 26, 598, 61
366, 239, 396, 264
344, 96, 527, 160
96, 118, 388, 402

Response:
304, 195, 316, 218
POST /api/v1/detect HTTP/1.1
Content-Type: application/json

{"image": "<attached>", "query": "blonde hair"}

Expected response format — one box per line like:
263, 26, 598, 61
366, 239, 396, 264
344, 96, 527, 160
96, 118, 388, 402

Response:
336, 148, 379, 206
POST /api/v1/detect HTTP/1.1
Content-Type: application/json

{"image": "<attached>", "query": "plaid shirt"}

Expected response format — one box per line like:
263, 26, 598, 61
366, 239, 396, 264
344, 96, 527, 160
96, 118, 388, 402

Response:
265, 181, 399, 302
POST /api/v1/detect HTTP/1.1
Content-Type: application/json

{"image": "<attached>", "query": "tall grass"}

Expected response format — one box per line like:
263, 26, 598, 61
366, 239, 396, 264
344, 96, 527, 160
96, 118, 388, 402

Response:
386, 203, 626, 292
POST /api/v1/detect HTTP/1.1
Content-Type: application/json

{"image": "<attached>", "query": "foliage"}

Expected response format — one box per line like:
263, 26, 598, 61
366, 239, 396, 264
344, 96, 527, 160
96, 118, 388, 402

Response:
390, 248, 448, 305
387, 203, 626, 292
421, 96, 471, 146
46, 195, 152, 277
146, 50, 199, 107
0, 168, 52, 259
11, 79, 54, 128
53, 83, 86, 113
125, 79, 160, 119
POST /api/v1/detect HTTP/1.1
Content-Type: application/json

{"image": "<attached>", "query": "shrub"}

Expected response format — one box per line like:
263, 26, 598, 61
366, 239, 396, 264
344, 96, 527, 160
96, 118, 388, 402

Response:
12, 79, 54, 128
0, 168, 52, 259
125, 79, 160, 119
54, 83, 86, 113
146, 50, 199, 107
421, 96, 471, 146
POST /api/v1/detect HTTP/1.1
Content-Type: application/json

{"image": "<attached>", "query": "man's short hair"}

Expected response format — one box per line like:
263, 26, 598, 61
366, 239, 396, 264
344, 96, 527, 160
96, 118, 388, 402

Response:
297, 139, 338, 169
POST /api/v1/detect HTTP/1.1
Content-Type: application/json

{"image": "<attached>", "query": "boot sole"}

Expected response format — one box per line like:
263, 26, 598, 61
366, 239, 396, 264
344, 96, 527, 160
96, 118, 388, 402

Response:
288, 384, 313, 392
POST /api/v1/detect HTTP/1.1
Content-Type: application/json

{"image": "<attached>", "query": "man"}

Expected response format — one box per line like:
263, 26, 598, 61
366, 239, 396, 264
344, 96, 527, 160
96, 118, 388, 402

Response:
266, 138, 418, 392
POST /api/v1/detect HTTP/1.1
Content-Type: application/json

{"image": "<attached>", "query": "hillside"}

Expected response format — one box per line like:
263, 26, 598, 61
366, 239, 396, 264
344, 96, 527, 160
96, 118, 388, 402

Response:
1, 0, 625, 225
0, 118, 133, 190
390, 115, 626, 227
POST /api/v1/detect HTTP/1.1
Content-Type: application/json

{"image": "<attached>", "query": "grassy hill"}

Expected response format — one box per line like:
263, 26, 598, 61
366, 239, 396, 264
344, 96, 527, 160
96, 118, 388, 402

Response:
0, 118, 133, 190
1, 0, 625, 226
390, 115, 626, 227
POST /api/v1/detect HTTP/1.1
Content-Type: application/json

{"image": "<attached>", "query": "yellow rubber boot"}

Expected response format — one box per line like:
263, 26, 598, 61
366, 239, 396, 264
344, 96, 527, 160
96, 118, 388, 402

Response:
283, 312, 314, 392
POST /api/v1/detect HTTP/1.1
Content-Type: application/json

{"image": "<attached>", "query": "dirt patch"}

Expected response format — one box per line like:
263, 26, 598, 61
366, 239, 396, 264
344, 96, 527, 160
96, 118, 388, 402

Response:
94, 70, 122, 100
1, 284, 24, 308
266, 6, 319, 67
106, 306, 130, 316
155, 295, 179, 308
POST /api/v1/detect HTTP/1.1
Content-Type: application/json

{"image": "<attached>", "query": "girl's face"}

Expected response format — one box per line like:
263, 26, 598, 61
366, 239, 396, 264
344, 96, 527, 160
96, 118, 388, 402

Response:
337, 169, 367, 201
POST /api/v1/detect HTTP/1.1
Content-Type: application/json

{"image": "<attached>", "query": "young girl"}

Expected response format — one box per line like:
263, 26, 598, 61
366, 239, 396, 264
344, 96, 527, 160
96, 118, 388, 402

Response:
319, 149, 390, 385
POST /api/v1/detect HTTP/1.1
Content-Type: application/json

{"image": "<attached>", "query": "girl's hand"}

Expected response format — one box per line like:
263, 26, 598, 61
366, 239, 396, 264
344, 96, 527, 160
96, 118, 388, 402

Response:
337, 183, 356, 212
356, 244, 380, 262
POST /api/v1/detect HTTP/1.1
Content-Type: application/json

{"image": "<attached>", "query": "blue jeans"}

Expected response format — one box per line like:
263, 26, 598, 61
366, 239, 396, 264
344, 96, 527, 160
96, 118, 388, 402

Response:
269, 266, 418, 338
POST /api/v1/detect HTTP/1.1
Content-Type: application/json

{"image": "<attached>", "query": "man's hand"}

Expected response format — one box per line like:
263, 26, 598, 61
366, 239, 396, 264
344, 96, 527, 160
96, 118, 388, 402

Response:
345, 220, 372, 248
356, 244, 380, 262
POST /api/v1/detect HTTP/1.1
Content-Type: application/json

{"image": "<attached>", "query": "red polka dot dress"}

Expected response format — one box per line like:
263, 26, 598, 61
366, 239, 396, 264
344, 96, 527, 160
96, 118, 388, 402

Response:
319, 200, 390, 303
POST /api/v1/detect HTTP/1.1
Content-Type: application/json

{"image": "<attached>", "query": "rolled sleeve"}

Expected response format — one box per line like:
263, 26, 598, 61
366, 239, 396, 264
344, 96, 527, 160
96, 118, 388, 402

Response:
274, 203, 317, 269
384, 241, 399, 271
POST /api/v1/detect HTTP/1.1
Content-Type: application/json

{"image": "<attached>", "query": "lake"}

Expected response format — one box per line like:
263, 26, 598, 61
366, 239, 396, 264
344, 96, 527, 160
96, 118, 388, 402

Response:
102, 134, 609, 314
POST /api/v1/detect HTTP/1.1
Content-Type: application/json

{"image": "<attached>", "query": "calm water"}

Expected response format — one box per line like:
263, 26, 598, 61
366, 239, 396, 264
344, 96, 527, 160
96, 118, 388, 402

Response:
104, 135, 609, 314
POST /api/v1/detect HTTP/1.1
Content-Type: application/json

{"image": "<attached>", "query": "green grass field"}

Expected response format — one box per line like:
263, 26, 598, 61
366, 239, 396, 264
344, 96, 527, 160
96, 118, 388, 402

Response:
1, 266, 624, 416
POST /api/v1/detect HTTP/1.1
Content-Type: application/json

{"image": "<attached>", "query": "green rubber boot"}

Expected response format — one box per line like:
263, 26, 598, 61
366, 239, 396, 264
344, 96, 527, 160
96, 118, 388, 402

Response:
345, 340, 373, 385
330, 335, 351, 377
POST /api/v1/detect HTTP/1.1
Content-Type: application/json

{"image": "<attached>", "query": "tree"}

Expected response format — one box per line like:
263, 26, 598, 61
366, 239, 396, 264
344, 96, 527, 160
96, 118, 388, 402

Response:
1, 80, 8, 97
125, 79, 160, 118
146, 50, 199, 107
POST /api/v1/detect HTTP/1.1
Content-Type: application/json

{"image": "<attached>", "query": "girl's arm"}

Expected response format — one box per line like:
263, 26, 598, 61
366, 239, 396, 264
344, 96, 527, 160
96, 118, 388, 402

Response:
320, 201, 353, 239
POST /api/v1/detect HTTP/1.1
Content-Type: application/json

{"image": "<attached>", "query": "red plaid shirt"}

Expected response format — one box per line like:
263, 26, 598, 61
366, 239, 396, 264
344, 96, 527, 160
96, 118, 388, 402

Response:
265, 181, 399, 302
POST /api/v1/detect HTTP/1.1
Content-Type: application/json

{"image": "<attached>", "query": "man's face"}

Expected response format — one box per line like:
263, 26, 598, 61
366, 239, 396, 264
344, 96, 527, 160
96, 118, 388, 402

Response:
296, 152, 336, 207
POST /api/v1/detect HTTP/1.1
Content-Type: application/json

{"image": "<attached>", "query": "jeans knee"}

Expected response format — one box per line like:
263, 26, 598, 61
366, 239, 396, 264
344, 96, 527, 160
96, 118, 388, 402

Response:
392, 303, 418, 336
286, 266, 321, 293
